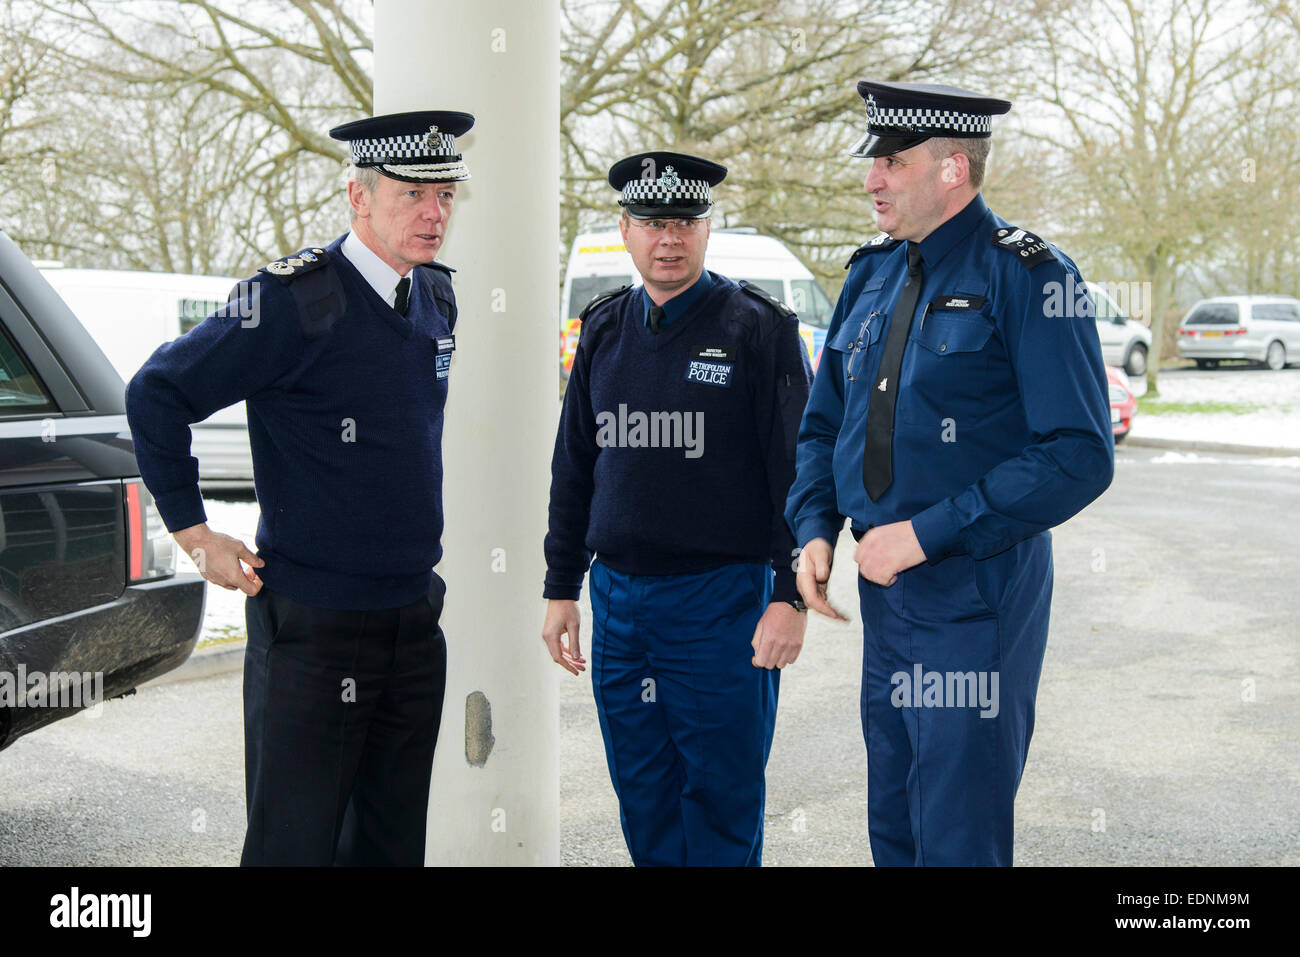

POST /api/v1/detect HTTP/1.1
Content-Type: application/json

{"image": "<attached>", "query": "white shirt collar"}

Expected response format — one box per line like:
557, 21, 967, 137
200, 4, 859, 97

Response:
342, 231, 406, 306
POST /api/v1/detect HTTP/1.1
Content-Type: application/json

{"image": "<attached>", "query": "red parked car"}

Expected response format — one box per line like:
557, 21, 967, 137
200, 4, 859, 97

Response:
1107, 366, 1137, 443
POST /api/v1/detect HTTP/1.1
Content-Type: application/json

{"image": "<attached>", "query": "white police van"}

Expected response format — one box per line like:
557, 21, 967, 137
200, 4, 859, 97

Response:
560, 227, 835, 382
35, 265, 254, 485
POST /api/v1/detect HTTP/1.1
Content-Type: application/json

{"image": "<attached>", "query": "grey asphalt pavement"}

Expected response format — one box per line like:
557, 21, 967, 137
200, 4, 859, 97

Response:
1, 445, 1296, 866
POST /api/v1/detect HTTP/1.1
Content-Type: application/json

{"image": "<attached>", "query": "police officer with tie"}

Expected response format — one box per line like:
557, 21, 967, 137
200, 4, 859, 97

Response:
126, 111, 472, 866
785, 83, 1114, 865
542, 152, 812, 866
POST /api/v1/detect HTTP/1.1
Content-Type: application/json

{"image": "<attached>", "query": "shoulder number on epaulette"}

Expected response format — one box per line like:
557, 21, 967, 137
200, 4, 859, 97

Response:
738, 280, 796, 318
845, 233, 901, 269
992, 227, 1055, 269
579, 283, 633, 321
260, 246, 329, 282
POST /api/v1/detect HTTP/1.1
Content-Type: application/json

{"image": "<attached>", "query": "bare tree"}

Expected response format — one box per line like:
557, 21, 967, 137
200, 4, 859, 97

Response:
562, 0, 1055, 297
1029, 0, 1273, 393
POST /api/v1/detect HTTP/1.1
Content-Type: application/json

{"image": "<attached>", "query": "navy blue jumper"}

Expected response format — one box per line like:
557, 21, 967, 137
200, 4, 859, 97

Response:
125, 233, 457, 611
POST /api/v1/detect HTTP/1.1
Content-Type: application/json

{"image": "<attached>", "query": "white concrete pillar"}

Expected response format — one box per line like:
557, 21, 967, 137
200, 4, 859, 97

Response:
373, 0, 560, 865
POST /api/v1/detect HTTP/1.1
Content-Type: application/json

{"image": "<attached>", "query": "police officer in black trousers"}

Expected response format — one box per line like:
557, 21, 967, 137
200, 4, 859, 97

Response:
126, 111, 473, 865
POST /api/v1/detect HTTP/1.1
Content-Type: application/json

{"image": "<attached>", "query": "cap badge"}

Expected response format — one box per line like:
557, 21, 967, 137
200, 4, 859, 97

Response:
423, 125, 441, 149
660, 166, 681, 191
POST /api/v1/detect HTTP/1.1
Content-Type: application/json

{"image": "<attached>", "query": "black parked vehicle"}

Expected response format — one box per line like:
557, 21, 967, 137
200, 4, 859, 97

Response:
0, 228, 204, 751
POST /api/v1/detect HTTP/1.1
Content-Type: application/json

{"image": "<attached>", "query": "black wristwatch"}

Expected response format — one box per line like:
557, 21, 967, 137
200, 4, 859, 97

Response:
786, 598, 808, 613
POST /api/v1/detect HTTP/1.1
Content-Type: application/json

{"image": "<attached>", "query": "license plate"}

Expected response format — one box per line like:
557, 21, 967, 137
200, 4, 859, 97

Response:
1111, 408, 1121, 424
1201, 330, 1222, 337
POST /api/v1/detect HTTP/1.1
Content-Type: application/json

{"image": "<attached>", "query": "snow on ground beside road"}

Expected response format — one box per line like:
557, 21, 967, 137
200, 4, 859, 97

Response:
1147, 451, 1300, 468
1128, 367, 1300, 449
176, 497, 261, 645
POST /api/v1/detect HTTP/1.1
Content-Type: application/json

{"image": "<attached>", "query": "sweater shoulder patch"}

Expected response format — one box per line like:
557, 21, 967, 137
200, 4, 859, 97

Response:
738, 280, 796, 319
579, 284, 633, 321
846, 234, 901, 269
259, 246, 330, 283
991, 226, 1056, 269
416, 261, 458, 331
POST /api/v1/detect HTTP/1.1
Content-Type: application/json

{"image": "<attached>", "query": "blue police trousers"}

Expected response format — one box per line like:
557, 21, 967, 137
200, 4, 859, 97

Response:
589, 560, 779, 866
858, 532, 1052, 866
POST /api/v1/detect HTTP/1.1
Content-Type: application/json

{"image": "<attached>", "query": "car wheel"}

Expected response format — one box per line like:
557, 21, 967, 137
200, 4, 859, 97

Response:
1264, 340, 1286, 371
1124, 343, 1148, 377
1195, 359, 1219, 369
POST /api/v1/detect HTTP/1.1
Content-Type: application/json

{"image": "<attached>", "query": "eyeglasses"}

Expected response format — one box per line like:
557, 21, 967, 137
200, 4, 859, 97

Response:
628, 218, 707, 234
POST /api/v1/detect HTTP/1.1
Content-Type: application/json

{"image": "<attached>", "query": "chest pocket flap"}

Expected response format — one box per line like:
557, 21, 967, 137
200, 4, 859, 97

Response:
913, 315, 994, 355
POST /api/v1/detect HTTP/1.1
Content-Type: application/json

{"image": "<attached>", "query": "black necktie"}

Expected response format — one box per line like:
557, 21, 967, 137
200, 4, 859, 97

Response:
863, 244, 924, 501
648, 304, 664, 335
394, 276, 411, 316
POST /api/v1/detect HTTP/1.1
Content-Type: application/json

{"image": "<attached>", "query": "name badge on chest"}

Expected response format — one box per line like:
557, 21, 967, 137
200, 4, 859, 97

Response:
435, 334, 456, 380
685, 346, 734, 388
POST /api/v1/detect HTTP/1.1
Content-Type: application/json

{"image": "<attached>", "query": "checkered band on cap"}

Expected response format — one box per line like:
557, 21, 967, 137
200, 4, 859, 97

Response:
350, 127, 460, 165
619, 167, 712, 207
864, 94, 993, 135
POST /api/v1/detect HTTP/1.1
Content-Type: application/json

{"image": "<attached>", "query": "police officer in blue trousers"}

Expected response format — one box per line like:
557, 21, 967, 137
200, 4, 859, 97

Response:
542, 152, 812, 866
785, 82, 1114, 866
126, 111, 472, 865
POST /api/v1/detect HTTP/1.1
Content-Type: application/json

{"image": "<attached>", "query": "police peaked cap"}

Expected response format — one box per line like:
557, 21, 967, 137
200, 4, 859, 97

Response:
848, 82, 1012, 158
330, 110, 475, 183
609, 151, 727, 219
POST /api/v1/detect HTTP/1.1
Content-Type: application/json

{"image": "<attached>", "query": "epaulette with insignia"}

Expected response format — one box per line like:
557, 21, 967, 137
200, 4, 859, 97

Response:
845, 233, 902, 269
991, 226, 1055, 269
739, 280, 796, 318
259, 246, 329, 282
579, 284, 633, 321
419, 260, 456, 275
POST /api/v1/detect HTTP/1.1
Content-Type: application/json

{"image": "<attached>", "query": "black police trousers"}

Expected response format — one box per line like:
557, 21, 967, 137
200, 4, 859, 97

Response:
240, 574, 447, 866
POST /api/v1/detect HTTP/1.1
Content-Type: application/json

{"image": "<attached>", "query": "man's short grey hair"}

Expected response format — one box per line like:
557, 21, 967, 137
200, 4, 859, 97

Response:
925, 137, 992, 190
346, 165, 380, 220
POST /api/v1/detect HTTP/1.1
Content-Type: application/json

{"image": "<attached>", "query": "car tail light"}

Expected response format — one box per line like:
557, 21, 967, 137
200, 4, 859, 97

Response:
1230, 327, 1247, 335
1178, 328, 1195, 336
124, 479, 176, 583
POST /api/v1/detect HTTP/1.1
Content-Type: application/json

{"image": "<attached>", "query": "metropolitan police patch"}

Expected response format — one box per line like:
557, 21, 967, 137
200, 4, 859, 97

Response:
685, 346, 733, 387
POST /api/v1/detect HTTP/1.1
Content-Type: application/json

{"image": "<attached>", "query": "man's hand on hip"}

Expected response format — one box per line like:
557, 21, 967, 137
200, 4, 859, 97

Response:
796, 537, 847, 620
751, 600, 807, 669
854, 520, 926, 587
541, 599, 586, 675
173, 522, 264, 595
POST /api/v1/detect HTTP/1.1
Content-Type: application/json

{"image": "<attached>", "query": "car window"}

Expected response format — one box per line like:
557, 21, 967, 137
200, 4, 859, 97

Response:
1090, 287, 1119, 320
1184, 302, 1239, 326
736, 277, 785, 301
0, 324, 56, 414
179, 296, 224, 335
789, 279, 834, 329
1252, 302, 1299, 323
568, 275, 634, 320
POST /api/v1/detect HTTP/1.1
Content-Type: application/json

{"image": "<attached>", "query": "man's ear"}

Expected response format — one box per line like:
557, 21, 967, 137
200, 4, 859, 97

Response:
940, 154, 969, 188
347, 179, 371, 219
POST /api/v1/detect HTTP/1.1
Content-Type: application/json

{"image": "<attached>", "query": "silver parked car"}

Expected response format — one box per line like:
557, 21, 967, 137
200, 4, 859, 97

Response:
1176, 295, 1300, 370
1091, 284, 1153, 377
